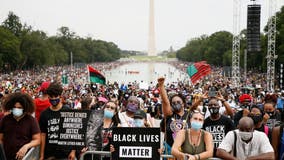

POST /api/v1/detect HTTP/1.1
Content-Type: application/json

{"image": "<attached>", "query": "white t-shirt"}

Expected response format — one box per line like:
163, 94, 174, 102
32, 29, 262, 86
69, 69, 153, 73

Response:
118, 112, 135, 127
218, 130, 274, 159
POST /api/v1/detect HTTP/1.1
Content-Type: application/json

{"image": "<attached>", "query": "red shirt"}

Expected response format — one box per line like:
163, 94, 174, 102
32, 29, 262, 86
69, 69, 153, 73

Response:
34, 98, 51, 121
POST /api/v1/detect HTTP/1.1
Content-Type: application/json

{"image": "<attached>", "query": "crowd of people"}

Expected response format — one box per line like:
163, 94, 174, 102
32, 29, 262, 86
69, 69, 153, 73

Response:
0, 61, 283, 160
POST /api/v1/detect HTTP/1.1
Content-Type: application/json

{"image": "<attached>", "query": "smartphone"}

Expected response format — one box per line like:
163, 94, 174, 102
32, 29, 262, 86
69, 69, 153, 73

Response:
208, 86, 217, 97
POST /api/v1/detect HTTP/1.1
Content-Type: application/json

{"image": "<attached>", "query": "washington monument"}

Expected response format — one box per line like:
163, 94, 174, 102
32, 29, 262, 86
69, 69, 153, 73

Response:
148, 0, 156, 56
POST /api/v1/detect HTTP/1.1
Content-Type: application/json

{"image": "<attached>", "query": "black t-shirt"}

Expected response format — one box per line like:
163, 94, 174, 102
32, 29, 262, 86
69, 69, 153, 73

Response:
234, 110, 282, 129
266, 112, 282, 129
203, 115, 235, 150
160, 111, 190, 147
39, 105, 71, 159
233, 110, 243, 127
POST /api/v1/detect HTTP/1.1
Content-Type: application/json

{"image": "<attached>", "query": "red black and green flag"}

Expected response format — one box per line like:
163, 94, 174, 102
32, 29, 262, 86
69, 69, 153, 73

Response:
187, 61, 211, 85
88, 65, 106, 85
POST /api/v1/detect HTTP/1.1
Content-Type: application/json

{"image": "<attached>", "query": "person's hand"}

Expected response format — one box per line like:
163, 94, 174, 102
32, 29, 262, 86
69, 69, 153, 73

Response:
68, 150, 76, 160
110, 144, 115, 153
185, 154, 195, 160
157, 77, 165, 87
243, 108, 250, 117
16, 144, 28, 160
263, 113, 270, 123
80, 147, 88, 157
201, 91, 208, 100
158, 147, 164, 154
81, 147, 88, 153
216, 91, 225, 101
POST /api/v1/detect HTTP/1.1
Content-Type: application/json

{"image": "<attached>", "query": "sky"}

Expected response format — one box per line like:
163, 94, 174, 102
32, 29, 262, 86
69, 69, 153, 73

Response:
0, 0, 283, 52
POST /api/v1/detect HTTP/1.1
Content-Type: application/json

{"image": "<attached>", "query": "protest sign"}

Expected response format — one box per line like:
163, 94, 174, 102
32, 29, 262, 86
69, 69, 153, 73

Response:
58, 110, 90, 148
112, 127, 160, 160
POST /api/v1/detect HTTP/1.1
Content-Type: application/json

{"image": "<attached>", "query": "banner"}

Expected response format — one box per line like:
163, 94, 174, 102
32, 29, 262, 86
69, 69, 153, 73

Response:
112, 127, 160, 160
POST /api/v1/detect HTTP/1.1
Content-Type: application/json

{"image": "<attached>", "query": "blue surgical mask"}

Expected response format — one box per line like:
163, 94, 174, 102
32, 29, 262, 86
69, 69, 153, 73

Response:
191, 121, 203, 131
134, 119, 144, 127
104, 110, 114, 119
12, 108, 24, 117
49, 98, 60, 107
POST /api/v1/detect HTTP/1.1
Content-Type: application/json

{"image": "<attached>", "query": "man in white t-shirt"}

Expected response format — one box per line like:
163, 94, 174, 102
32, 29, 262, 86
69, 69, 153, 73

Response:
216, 117, 274, 160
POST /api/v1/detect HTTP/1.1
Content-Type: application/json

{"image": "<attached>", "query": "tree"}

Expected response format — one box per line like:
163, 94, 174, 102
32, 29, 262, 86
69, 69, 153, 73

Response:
46, 37, 68, 65
20, 31, 51, 68
0, 27, 22, 70
0, 12, 122, 71
2, 11, 23, 37
205, 31, 233, 65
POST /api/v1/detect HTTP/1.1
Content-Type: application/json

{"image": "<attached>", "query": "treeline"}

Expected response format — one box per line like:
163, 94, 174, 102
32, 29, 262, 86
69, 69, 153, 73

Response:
177, 6, 284, 71
0, 12, 121, 71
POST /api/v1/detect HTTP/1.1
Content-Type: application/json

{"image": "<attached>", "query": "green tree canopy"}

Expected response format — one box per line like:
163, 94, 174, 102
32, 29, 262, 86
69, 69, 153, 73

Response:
0, 12, 121, 71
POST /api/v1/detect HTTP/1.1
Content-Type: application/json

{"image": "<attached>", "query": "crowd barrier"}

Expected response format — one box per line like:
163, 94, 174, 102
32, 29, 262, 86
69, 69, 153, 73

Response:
21, 147, 222, 160
79, 151, 222, 160
23, 146, 40, 160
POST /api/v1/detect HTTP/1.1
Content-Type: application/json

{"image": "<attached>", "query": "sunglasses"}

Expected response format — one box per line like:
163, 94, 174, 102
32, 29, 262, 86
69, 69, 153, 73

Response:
105, 105, 116, 110
192, 110, 205, 116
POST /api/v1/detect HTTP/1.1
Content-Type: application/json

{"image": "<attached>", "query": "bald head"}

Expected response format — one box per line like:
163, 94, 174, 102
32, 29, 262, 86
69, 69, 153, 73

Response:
239, 117, 254, 132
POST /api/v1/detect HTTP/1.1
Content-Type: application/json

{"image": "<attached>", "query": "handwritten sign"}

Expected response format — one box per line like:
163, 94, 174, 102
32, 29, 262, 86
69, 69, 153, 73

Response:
112, 127, 160, 160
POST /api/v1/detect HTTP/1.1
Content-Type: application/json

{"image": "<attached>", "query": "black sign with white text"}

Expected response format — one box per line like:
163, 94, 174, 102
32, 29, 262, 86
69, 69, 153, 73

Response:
112, 127, 160, 160
58, 110, 90, 148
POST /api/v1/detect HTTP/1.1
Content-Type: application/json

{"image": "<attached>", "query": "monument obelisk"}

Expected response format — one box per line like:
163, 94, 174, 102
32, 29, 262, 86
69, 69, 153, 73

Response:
148, 0, 156, 56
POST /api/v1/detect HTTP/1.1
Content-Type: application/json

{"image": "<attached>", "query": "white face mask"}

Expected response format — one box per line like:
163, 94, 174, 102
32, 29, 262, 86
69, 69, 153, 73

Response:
12, 108, 24, 117
239, 131, 253, 141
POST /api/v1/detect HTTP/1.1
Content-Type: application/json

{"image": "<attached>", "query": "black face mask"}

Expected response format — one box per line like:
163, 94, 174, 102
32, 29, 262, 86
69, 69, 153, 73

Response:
49, 98, 60, 107
266, 111, 275, 117
171, 103, 182, 112
249, 114, 263, 124
209, 107, 219, 115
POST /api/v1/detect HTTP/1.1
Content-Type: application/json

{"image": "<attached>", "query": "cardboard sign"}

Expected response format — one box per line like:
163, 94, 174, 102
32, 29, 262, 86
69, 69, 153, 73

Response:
112, 127, 160, 160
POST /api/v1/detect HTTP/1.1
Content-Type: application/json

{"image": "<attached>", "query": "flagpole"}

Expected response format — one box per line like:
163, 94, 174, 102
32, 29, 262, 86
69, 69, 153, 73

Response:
87, 65, 90, 84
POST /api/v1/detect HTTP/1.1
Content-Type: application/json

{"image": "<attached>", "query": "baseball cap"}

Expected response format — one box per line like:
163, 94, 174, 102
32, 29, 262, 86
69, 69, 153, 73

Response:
239, 94, 253, 103
134, 109, 146, 119
40, 81, 50, 92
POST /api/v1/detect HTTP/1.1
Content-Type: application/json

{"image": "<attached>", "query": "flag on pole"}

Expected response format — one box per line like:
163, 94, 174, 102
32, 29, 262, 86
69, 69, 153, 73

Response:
87, 65, 106, 85
187, 61, 211, 84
